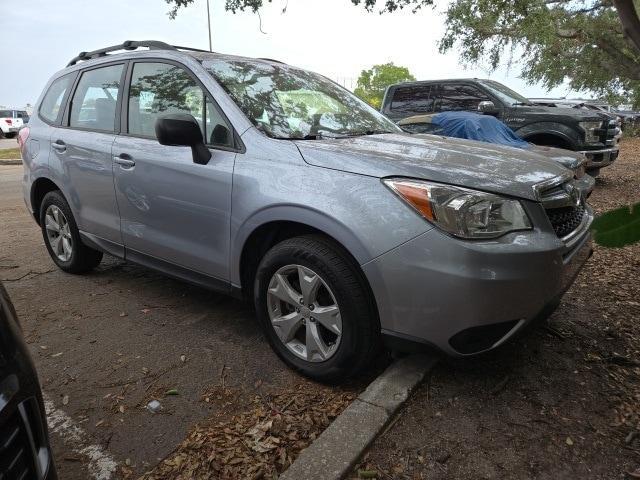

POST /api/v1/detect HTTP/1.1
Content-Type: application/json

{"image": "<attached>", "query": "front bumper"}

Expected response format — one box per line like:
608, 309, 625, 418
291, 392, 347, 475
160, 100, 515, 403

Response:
363, 209, 593, 356
576, 174, 595, 198
578, 147, 619, 170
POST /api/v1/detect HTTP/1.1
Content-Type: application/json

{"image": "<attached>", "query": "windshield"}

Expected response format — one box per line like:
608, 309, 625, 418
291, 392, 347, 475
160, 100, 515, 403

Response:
479, 80, 531, 106
204, 59, 401, 139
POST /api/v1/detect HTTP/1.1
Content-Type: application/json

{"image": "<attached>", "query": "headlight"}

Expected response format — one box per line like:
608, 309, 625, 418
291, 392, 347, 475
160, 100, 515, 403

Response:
383, 178, 532, 239
574, 159, 586, 179
579, 121, 601, 144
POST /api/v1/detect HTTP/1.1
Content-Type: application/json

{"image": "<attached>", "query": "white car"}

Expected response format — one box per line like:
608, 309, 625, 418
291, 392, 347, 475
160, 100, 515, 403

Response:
0, 109, 29, 138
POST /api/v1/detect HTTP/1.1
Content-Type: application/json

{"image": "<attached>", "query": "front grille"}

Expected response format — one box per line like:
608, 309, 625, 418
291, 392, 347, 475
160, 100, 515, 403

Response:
0, 408, 38, 480
546, 204, 585, 238
599, 118, 620, 147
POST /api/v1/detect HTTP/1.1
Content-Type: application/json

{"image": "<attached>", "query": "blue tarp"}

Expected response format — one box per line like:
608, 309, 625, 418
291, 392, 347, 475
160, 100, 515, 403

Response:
431, 111, 531, 149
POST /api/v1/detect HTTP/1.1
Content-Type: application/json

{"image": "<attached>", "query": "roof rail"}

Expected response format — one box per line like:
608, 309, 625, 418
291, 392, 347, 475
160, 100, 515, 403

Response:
258, 58, 286, 64
66, 40, 213, 67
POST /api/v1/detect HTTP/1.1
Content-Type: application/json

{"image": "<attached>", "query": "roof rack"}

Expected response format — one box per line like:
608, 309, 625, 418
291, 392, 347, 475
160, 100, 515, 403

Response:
66, 40, 212, 67
258, 58, 286, 64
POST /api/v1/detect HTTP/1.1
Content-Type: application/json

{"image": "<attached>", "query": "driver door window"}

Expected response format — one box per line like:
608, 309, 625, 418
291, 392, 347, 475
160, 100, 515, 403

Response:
435, 84, 490, 112
128, 62, 233, 148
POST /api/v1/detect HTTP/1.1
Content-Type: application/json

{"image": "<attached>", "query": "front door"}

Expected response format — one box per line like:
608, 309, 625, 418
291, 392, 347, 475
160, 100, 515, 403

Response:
112, 61, 237, 281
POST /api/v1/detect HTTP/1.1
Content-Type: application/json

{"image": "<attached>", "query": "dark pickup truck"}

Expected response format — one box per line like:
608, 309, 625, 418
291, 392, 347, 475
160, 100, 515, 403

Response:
381, 79, 620, 175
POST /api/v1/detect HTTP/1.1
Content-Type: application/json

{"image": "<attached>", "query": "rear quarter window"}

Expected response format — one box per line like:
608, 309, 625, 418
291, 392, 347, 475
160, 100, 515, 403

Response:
39, 73, 75, 124
0, 110, 11, 118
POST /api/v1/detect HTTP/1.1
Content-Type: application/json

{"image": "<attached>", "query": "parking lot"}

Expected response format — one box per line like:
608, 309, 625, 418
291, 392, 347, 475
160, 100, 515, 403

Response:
1, 140, 639, 479
0, 164, 377, 479
0, 138, 18, 149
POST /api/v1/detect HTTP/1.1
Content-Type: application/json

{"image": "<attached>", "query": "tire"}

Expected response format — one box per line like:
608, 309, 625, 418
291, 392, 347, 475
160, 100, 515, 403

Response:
39, 190, 103, 273
254, 235, 379, 382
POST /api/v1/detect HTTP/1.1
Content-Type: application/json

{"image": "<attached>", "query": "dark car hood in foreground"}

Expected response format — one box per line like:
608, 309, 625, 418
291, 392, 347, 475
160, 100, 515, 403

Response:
295, 133, 568, 201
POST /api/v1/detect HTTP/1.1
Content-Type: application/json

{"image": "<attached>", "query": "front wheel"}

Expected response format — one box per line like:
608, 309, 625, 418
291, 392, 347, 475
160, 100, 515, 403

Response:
254, 235, 379, 382
40, 190, 103, 273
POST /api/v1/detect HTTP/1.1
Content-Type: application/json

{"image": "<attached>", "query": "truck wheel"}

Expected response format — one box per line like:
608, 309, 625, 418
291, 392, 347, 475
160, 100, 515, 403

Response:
40, 191, 103, 273
254, 235, 379, 382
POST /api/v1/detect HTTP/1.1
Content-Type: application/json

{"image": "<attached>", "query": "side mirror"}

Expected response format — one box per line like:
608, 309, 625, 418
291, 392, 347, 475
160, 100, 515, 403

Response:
478, 101, 498, 114
155, 114, 212, 165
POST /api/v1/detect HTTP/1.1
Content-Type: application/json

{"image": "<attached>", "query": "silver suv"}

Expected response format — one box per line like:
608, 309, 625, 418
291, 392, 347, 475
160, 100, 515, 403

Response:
20, 41, 593, 381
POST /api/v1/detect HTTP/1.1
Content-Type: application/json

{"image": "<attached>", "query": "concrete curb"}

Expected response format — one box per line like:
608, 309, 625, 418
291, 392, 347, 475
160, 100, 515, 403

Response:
0, 159, 21, 165
279, 354, 439, 480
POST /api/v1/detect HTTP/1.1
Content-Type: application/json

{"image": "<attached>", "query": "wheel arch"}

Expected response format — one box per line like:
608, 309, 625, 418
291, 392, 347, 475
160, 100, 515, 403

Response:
234, 212, 376, 315
517, 122, 580, 150
30, 177, 63, 225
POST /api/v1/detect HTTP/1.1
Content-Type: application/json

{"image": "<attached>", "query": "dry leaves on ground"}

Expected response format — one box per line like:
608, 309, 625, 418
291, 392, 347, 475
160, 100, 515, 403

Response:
137, 384, 355, 480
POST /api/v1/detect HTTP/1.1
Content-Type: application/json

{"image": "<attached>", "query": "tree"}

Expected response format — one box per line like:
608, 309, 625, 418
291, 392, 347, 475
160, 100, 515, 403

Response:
353, 63, 415, 108
166, 0, 640, 105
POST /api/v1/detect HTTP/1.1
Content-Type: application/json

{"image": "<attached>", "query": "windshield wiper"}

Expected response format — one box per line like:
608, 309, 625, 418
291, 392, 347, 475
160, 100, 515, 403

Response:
512, 102, 532, 106
274, 133, 339, 140
337, 129, 397, 137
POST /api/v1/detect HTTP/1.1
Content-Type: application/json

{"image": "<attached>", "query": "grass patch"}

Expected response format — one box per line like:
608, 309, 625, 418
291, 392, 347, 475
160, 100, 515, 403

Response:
0, 148, 21, 160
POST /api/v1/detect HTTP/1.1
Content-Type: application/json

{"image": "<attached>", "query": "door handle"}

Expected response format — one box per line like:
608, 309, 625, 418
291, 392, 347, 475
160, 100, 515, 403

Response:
52, 140, 66, 152
114, 154, 135, 169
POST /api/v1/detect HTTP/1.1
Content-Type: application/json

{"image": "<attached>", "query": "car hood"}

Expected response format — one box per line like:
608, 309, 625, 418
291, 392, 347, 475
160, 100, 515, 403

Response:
512, 105, 606, 121
295, 133, 568, 201
529, 145, 585, 171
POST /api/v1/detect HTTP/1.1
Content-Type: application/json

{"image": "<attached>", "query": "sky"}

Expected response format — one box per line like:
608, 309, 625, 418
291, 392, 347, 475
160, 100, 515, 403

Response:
0, 0, 580, 109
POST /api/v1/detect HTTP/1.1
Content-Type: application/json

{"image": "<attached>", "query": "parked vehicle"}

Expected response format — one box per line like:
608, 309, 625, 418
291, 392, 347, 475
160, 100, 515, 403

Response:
381, 79, 619, 176
22, 41, 593, 380
0, 109, 30, 138
0, 281, 57, 479
398, 111, 595, 197
530, 98, 638, 130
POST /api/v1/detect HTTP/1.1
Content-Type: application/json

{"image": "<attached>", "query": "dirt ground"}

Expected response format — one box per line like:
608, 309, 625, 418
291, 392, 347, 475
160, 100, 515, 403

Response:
2, 137, 638, 480
353, 139, 640, 479
0, 165, 378, 479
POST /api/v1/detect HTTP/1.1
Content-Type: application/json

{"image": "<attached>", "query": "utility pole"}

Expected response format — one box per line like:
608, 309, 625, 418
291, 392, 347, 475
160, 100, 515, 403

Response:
206, 0, 212, 51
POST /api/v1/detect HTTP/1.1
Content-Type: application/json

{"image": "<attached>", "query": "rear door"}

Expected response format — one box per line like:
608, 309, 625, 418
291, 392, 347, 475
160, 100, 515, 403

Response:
384, 84, 433, 121
112, 60, 237, 282
49, 62, 126, 248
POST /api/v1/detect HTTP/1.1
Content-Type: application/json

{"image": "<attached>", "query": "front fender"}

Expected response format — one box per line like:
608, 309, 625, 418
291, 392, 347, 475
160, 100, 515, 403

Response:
230, 204, 375, 285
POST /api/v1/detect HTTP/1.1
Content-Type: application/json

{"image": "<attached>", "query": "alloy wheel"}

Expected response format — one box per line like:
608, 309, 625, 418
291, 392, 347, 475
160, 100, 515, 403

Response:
45, 205, 73, 262
266, 264, 342, 362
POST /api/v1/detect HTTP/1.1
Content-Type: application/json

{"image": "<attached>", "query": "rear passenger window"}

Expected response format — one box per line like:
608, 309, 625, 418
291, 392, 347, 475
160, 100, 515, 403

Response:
39, 73, 75, 124
69, 64, 124, 132
390, 85, 433, 116
128, 62, 233, 148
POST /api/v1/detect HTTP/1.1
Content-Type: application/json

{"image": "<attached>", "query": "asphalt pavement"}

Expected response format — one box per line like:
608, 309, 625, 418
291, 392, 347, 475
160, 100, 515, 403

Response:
0, 137, 18, 149
0, 164, 349, 479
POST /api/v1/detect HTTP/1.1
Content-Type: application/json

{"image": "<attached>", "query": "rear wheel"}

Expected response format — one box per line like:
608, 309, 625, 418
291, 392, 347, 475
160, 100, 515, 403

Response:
254, 235, 379, 382
40, 191, 103, 273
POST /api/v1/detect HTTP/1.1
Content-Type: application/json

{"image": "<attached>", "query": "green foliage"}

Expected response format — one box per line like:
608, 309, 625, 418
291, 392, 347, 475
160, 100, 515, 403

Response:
165, 0, 271, 18
353, 63, 416, 108
438, 1, 640, 107
165, 0, 640, 105
591, 202, 640, 247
